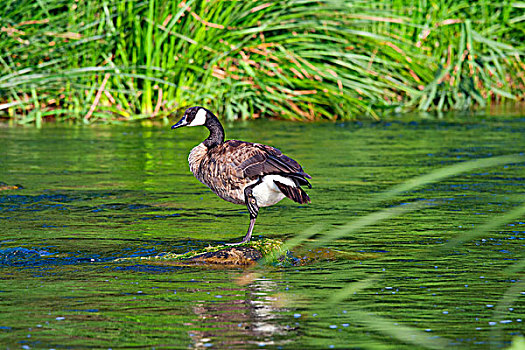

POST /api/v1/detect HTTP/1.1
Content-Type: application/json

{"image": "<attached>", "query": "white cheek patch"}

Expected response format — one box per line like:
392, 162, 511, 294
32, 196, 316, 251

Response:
188, 108, 207, 127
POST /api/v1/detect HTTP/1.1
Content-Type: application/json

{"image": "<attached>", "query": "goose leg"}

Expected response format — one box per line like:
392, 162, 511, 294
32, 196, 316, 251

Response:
226, 185, 259, 246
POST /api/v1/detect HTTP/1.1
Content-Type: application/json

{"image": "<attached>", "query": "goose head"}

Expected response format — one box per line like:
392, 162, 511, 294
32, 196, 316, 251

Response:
171, 106, 210, 129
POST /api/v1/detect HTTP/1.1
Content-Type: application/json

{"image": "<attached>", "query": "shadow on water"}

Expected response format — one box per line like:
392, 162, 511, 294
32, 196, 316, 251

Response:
0, 117, 524, 349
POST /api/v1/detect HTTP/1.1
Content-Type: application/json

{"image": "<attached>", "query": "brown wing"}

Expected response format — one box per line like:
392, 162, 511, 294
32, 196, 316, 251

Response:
222, 140, 310, 179
211, 140, 312, 191
197, 140, 311, 204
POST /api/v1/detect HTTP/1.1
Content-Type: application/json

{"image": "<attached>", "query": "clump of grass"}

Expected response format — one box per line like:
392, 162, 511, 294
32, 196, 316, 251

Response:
1, 0, 524, 125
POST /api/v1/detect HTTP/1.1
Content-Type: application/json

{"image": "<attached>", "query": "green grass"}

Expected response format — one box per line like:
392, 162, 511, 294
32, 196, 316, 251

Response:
1, 0, 524, 124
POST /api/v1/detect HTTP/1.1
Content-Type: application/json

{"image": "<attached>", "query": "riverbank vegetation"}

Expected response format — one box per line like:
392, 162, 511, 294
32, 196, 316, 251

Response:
1, 0, 524, 124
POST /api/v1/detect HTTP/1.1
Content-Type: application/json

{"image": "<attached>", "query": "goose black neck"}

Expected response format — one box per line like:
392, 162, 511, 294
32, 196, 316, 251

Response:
203, 115, 225, 149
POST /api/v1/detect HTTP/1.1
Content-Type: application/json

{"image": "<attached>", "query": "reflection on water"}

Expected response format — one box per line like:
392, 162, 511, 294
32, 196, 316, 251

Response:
0, 115, 524, 349
189, 278, 291, 349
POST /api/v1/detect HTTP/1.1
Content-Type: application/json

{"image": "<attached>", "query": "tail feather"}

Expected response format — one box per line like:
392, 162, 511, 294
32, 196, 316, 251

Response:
287, 173, 312, 189
274, 181, 311, 204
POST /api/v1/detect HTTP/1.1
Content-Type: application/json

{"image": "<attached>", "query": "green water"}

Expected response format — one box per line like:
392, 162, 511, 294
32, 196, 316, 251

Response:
0, 116, 524, 349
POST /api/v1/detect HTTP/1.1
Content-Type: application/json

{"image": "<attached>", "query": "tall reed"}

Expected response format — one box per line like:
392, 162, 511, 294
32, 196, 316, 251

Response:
1, 0, 523, 124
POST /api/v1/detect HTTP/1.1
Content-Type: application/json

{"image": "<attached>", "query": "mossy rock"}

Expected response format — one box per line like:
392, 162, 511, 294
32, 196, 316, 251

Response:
184, 246, 263, 265
116, 238, 286, 267
115, 238, 378, 268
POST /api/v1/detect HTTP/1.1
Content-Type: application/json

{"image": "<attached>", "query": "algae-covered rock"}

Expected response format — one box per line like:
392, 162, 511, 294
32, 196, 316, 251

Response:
116, 238, 285, 267
115, 238, 378, 267
186, 246, 263, 265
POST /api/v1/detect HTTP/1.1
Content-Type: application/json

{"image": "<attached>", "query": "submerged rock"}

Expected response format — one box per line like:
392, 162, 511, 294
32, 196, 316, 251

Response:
0, 182, 24, 191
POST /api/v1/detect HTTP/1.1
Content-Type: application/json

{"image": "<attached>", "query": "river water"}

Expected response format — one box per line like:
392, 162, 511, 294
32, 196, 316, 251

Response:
0, 114, 524, 349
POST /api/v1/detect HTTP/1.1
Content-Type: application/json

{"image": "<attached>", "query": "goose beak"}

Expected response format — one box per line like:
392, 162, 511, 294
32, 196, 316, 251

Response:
171, 117, 188, 130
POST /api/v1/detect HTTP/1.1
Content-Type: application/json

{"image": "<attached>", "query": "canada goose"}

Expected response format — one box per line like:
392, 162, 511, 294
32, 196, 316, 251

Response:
172, 106, 312, 245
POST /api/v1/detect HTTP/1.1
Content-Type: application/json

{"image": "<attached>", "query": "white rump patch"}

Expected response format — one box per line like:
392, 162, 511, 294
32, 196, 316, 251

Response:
266, 175, 296, 188
188, 108, 207, 127
251, 175, 295, 207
